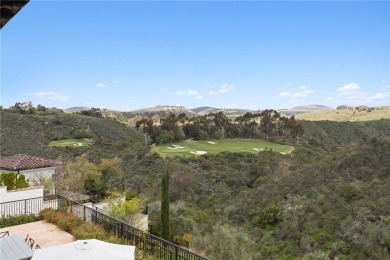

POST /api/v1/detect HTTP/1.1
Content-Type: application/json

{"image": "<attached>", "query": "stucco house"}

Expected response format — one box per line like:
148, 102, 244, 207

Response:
0, 154, 62, 186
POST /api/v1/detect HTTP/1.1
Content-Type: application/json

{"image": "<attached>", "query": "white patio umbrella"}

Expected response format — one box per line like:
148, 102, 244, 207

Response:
32, 239, 135, 260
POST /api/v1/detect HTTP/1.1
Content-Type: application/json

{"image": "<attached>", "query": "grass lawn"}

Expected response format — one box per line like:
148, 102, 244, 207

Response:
49, 139, 91, 147
152, 139, 294, 157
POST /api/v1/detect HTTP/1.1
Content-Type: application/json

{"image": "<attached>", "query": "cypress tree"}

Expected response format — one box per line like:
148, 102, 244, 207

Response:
161, 170, 170, 240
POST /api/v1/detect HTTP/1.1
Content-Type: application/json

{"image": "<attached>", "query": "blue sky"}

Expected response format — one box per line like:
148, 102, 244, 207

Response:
1, 1, 389, 111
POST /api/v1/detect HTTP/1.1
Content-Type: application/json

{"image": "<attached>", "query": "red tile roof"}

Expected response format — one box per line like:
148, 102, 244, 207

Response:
0, 154, 62, 171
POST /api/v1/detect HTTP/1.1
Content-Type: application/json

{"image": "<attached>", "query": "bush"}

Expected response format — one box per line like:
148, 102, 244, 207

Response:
72, 223, 106, 240
38, 208, 122, 244
38, 208, 54, 220
0, 214, 36, 228
38, 208, 124, 244
125, 191, 138, 201
57, 214, 83, 232
39, 208, 55, 222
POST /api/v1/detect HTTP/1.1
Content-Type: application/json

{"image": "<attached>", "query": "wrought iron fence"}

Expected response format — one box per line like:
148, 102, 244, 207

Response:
0, 195, 63, 217
0, 195, 207, 260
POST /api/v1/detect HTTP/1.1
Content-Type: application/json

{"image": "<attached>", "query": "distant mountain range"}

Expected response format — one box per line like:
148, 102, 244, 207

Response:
65, 104, 333, 117
191, 106, 257, 116
123, 104, 333, 117
65, 104, 390, 122
125, 105, 199, 118
64, 107, 90, 112
277, 104, 332, 116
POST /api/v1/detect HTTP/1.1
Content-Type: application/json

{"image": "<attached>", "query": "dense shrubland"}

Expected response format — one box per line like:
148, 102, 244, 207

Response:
2, 110, 390, 259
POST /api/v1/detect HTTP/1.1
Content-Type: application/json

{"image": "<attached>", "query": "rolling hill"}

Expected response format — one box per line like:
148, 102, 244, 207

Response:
190, 106, 256, 116
0, 111, 146, 162
64, 107, 91, 113
127, 105, 199, 118
278, 104, 332, 115
296, 106, 390, 121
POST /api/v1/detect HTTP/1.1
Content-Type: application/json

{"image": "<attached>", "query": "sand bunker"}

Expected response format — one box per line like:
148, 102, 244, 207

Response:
190, 151, 207, 155
252, 148, 264, 151
207, 141, 216, 144
167, 145, 185, 150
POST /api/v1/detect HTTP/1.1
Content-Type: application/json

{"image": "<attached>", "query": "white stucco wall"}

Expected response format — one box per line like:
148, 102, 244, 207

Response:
1, 167, 56, 185
0, 186, 47, 217
19, 167, 57, 184
0, 186, 43, 203
1, 167, 57, 194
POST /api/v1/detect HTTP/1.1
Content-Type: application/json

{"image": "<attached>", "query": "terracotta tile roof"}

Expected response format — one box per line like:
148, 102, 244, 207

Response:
0, 154, 62, 171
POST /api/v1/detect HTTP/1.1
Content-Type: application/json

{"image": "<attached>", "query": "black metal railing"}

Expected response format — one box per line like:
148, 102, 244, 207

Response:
0, 195, 63, 217
0, 195, 207, 260
62, 195, 206, 259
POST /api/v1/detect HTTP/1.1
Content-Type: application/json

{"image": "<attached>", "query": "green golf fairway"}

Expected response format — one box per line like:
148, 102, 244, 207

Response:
152, 139, 294, 157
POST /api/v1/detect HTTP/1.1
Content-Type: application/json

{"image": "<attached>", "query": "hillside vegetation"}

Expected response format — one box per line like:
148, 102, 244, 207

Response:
301, 119, 390, 146
1, 110, 390, 259
0, 111, 146, 162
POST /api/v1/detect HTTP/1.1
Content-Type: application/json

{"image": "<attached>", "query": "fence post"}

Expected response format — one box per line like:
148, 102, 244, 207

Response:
24, 199, 27, 216
83, 206, 86, 222
121, 222, 124, 237
175, 244, 178, 260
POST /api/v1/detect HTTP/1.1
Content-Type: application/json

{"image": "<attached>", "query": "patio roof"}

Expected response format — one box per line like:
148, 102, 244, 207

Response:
1, 0, 30, 29
0, 154, 62, 171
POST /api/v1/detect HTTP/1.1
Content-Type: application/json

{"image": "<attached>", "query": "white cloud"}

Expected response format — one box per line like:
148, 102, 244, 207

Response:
325, 97, 340, 103
327, 83, 390, 105
337, 83, 360, 96
386, 85, 390, 89
345, 92, 368, 100
335, 83, 371, 102
187, 90, 198, 96
371, 92, 390, 100
219, 84, 234, 93
279, 92, 291, 97
293, 92, 309, 98
96, 83, 108, 88
32, 91, 69, 102
175, 90, 198, 96
279, 85, 314, 99
209, 84, 234, 96
175, 89, 203, 100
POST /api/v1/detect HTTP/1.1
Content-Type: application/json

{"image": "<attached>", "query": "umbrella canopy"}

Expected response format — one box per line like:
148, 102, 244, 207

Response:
32, 239, 135, 260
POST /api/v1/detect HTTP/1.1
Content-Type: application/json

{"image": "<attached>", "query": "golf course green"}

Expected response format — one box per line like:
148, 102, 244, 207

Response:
49, 139, 91, 147
152, 139, 294, 157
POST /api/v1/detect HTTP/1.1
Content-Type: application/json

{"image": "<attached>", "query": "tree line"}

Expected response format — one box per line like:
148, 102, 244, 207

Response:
136, 110, 304, 145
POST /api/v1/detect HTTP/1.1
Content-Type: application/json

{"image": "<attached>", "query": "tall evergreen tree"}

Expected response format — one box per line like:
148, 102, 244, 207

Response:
161, 170, 170, 240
